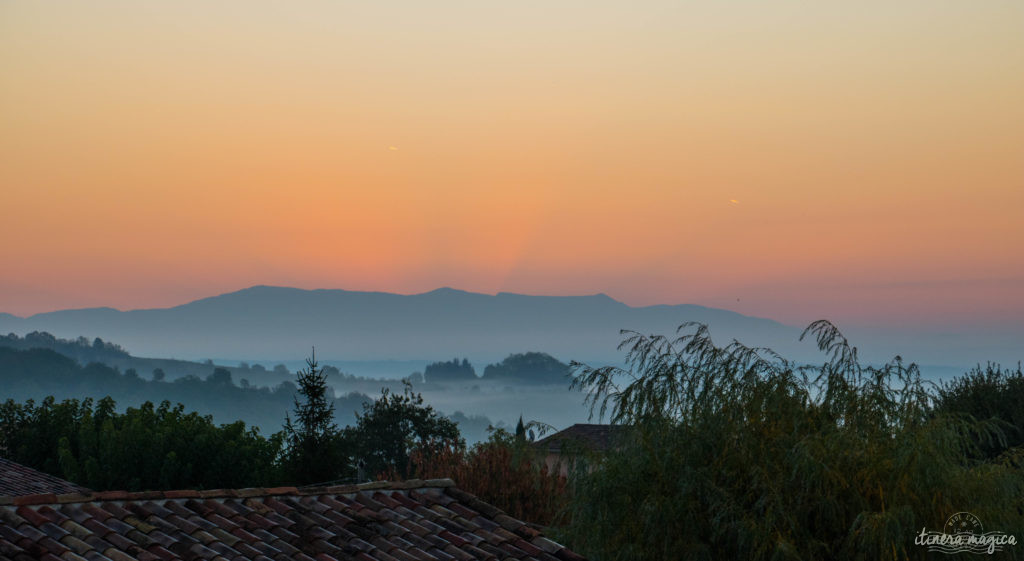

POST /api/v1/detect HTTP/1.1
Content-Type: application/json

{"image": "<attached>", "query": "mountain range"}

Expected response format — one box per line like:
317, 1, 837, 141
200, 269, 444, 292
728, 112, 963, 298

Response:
1, 286, 1020, 375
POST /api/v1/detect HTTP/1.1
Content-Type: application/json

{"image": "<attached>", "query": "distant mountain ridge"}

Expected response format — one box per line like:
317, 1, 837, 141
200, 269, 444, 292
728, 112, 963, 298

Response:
0, 286, 794, 364
2, 285, 1020, 370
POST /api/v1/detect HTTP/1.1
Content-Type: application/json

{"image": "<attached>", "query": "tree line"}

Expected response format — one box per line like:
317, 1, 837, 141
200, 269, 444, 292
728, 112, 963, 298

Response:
3, 322, 1023, 560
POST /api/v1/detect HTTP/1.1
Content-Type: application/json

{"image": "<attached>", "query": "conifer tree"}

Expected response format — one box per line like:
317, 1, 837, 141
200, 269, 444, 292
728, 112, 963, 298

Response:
283, 349, 344, 484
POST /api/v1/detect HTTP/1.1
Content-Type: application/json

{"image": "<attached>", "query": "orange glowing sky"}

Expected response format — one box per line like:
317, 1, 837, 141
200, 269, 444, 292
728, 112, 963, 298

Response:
2, 1, 1022, 327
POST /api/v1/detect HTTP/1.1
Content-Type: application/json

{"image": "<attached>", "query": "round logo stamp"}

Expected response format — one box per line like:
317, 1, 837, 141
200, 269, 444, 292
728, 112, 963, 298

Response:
944, 512, 983, 536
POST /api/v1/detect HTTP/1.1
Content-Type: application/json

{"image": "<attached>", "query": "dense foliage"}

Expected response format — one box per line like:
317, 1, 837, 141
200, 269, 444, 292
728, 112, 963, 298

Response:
562, 321, 1024, 561
423, 358, 477, 383
0, 346, 370, 435
482, 352, 570, 384
0, 332, 129, 364
282, 353, 348, 485
935, 363, 1024, 459
346, 382, 463, 479
396, 428, 569, 526
0, 397, 282, 490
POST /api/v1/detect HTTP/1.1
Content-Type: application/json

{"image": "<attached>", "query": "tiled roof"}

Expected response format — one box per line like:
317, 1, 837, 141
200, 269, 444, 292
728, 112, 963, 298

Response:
0, 458, 91, 497
533, 424, 625, 454
0, 479, 586, 561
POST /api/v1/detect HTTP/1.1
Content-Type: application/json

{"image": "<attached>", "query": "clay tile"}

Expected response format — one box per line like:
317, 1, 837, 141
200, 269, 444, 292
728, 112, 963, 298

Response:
94, 491, 129, 501
446, 503, 477, 520
145, 545, 176, 561
356, 481, 391, 491
437, 531, 466, 547
354, 494, 388, 512
160, 500, 193, 518
372, 492, 403, 509
14, 494, 58, 506
102, 548, 135, 561
99, 503, 132, 520
512, 538, 543, 556
162, 490, 200, 499
201, 500, 240, 518
145, 501, 174, 518
35, 507, 66, 524
531, 537, 562, 554
398, 479, 424, 489
16, 505, 52, 526
82, 535, 114, 553
199, 490, 236, 499
441, 545, 475, 561
235, 488, 265, 498
492, 514, 523, 531
101, 533, 135, 552
56, 494, 92, 505
58, 534, 93, 555
206, 513, 240, 531
133, 550, 161, 561
324, 484, 360, 494
231, 542, 261, 558
61, 552, 91, 561
186, 542, 219, 559
77, 504, 110, 522
554, 548, 587, 561
420, 479, 455, 488
516, 524, 542, 539
501, 541, 530, 558
463, 543, 497, 560
37, 536, 70, 555
261, 498, 292, 515
388, 549, 420, 561
59, 520, 91, 540
427, 549, 456, 561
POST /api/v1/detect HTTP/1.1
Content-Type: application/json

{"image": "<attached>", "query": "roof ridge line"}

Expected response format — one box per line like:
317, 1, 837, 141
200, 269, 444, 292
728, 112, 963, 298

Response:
0, 478, 457, 506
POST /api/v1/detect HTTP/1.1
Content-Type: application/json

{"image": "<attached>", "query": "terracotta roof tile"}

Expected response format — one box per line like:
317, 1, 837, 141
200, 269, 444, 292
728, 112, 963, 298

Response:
0, 459, 91, 498
0, 480, 585, 560
532, 423, 628, 454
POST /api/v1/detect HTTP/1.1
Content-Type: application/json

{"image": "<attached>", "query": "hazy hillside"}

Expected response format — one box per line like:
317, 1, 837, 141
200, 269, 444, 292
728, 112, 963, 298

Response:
2, 286, 1020, 372
0, 286, 798, 364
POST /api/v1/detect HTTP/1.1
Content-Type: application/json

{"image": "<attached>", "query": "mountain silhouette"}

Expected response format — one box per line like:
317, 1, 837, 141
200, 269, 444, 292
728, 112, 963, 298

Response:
0, 286, 797, 364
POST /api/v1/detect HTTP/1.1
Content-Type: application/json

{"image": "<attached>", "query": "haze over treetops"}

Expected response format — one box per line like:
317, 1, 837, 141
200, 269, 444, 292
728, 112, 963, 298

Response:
2, 1, 1021, 330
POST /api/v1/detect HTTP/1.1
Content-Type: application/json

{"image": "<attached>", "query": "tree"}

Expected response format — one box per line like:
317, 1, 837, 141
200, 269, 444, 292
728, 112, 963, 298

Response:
482, 352, 570, 384
560, 321, 1024, 561
346, 382, 462, 478
935, 363, 1024, 459
282, 350, 345, 485
0, 396, 283, 490
207, 367, 233, 386
398, 427, 568, 526
423, 358, 477, 384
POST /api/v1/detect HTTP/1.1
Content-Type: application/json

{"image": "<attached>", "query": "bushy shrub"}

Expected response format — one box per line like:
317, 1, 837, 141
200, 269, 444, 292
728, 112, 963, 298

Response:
561, 321, 1024, 560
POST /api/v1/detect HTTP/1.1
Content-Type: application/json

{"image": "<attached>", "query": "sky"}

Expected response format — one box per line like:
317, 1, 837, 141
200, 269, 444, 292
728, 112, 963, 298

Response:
2, 1, 1022, 329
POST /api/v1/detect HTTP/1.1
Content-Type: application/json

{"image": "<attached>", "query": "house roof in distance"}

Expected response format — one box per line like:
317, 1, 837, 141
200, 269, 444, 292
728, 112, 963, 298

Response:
0, 457, 90, 497
0, 478, 586, 561
533, 424, 626, 454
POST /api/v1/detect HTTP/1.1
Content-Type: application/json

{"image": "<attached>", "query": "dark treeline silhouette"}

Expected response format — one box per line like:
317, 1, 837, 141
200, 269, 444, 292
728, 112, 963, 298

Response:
420, 353, 571, 385
482, 352, 570, 384
1, 331, 129, 364
423, 358, 477, 383
0, 346, 370, 433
